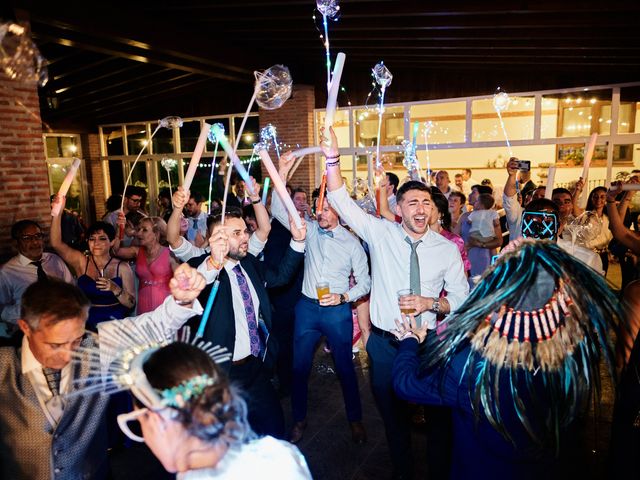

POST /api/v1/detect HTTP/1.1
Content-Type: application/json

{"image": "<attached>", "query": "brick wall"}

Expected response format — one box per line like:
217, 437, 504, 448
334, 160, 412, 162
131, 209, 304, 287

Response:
81, 133, 106, 219
0, 73, 50, 260
258, 85, 318, 194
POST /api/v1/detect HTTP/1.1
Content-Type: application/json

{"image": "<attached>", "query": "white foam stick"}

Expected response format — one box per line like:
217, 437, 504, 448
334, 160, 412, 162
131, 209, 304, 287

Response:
324, 52, 346, 133
210, 124, 255, 196
183, 123, 211, 192
544, 166, 557, 199
605, 151, 614, 189
51, 158, 81, 216
256, 148, 302, 229
288, 146, 322, 180
578, 133, 598, 208
620, 184, 640, 191
292, 146, 322, 158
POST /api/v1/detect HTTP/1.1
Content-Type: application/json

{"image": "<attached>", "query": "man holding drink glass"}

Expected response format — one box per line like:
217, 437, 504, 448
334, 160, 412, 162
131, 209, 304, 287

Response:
271, 152, 371, 445
322, 127, 469, 479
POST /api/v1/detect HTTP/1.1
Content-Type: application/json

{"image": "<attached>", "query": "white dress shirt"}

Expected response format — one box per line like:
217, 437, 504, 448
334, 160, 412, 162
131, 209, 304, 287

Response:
0, 253, 74, 324
186, 211, 208, 244
327, 185, 469, 330
171, 233, 267, 262
21, 296, 202, 425
271, 192, 370, 302
503, 192, 524, 239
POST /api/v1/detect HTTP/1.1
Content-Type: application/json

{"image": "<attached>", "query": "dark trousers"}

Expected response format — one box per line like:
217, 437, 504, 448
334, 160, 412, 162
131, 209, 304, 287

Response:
366, 331, 414, 478
367, 331, 453, 479
292, 296, 362, 423
272, 306, 296, 395
229, 356, 285, 439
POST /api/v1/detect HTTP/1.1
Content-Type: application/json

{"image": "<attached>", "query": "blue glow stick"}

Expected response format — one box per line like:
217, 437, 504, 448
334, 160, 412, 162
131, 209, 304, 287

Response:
207, 140, 220, 214
262, 177, 270, 205
210, 124, 255, 195
197, 279, 220, 338
411, 121, 419, 150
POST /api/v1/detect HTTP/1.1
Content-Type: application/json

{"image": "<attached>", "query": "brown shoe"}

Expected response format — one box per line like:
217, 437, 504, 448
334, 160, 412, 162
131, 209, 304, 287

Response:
350, 421, 367, 444
289, 420, 307, 444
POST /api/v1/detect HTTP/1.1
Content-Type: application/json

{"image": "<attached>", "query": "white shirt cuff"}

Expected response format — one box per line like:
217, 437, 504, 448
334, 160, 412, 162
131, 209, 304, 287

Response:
289, 239, 306, 253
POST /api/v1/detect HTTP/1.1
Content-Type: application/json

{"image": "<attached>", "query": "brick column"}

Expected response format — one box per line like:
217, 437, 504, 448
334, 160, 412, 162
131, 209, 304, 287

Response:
258, 85, 317, 194
81, 133, 106, 220
0, 73, 50, 260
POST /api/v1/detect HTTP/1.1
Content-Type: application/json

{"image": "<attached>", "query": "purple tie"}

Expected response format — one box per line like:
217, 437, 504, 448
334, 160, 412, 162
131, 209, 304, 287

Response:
232, 264, 261, 357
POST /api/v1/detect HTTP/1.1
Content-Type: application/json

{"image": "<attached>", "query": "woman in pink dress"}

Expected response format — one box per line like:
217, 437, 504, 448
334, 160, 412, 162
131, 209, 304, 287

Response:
115, 216, 178, 313
430, 189, 471, 276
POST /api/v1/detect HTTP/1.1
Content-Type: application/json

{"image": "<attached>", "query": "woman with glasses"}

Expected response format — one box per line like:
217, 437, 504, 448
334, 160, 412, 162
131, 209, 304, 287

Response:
117, 342, 312, 479
51, 195, 135, 330
115, 216, 179, 314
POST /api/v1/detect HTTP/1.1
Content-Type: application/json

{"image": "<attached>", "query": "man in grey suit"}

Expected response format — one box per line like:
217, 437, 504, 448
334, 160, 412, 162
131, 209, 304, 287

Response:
0, 263, 205, 479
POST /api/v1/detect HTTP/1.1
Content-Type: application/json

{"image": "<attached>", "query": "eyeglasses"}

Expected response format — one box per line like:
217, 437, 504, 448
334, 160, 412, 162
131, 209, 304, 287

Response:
19, 233, 44, 242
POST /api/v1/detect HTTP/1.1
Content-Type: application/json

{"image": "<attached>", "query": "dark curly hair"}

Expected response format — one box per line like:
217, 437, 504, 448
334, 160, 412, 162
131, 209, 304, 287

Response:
142, 342, 251, 446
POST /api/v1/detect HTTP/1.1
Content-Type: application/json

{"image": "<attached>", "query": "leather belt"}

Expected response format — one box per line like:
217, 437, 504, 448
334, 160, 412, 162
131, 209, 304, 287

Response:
370, 324, 397, 340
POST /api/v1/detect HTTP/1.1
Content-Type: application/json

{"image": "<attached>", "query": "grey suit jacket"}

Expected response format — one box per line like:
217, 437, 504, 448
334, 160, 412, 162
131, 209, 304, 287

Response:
0, 336, 110, 480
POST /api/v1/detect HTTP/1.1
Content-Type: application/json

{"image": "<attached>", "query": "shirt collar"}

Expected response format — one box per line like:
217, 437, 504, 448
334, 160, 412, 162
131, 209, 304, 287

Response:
17, 253, 44, 266
21, 334, 42, 375
398, 223, 432, 243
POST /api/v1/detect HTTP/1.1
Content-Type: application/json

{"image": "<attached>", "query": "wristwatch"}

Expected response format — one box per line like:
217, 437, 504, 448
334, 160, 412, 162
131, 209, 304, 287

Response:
431, 300, 441, 313
339, 293, 347, 304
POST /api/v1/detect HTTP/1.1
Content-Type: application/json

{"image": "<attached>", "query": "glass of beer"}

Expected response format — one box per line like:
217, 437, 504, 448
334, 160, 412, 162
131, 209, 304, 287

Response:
316, 281, 330, 300
397, 289, 415, 315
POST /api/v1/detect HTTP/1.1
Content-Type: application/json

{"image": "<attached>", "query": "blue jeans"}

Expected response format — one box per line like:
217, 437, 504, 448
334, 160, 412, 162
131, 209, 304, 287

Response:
292, 296, 362, 423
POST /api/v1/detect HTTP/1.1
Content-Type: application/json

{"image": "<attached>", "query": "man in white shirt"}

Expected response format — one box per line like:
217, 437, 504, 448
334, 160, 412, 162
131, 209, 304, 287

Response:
272, 153, 371, 445
323, 127, 469, 478
0, 220, 74, 336
0, 263, 205, 480
461, 168, 481, 196
435, 170, 454, 199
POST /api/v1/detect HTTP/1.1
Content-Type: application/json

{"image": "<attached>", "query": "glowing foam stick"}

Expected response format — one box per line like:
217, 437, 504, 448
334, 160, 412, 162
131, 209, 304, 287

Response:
544, 166, 557, 200
578, 133, 598, 208
292, 146, 322, 158
256, 147, 302, 229
51, 158, 81, 217
324, 52, 346, 133
211, 124, 255, 196
261, 177, 271, 205
197, 280, 220, 338
183, 123, 211, 192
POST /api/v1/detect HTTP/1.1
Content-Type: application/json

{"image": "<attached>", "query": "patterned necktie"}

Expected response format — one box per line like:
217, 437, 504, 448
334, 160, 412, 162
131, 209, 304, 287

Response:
31, 260, 48, 282
193, 218, 199, 229
318, 228, 334, 238
405, 237, 422, 326
232, 265, 261, 357
43, 367, 61, 396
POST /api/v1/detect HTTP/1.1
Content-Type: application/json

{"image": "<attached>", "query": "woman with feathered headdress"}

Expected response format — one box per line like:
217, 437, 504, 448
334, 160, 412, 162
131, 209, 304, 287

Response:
391, 239, 627, 480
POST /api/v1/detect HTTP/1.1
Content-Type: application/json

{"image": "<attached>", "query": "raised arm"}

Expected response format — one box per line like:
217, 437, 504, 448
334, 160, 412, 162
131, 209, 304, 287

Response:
167, 186, 189, 249
246, 176, 271, 242
268, 151, 296, 231
503, 157, 519, 198
606, 183, 640, 255
572, 177, 586, 216
50, 194, 84, 274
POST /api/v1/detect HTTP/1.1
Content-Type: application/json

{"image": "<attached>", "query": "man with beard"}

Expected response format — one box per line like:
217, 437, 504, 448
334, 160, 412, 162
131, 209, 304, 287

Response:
271, 152, 371, 445
322, 127, 469, 479
194, 209, 307, 439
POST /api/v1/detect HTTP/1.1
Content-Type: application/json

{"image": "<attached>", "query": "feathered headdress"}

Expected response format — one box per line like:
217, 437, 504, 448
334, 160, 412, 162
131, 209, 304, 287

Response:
424, 239, 627, 451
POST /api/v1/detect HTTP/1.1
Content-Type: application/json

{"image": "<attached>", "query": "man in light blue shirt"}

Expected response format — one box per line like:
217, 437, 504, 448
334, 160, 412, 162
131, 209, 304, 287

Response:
323, 127, 469, 478
184, 191, 208, 246
272, 153, 371, 445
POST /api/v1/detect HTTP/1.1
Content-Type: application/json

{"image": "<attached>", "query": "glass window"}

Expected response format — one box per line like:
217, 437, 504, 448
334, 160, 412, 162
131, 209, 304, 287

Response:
152, 125, 174, 154
126, 124, 148, 156
179, 120, 204, 153
472, 96, 534, 142
613, 144, 637, 164
557, 143, 607, 166
103, 126, 124, 156
410, 101, 466, 144
354, 106, 404, 148
45, 136, 78, 158
316, 109, 351, 148
620, 86, 640, 134
108, 160, 124, 195
543, 90, 611, 137
234, 115, 259, 151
